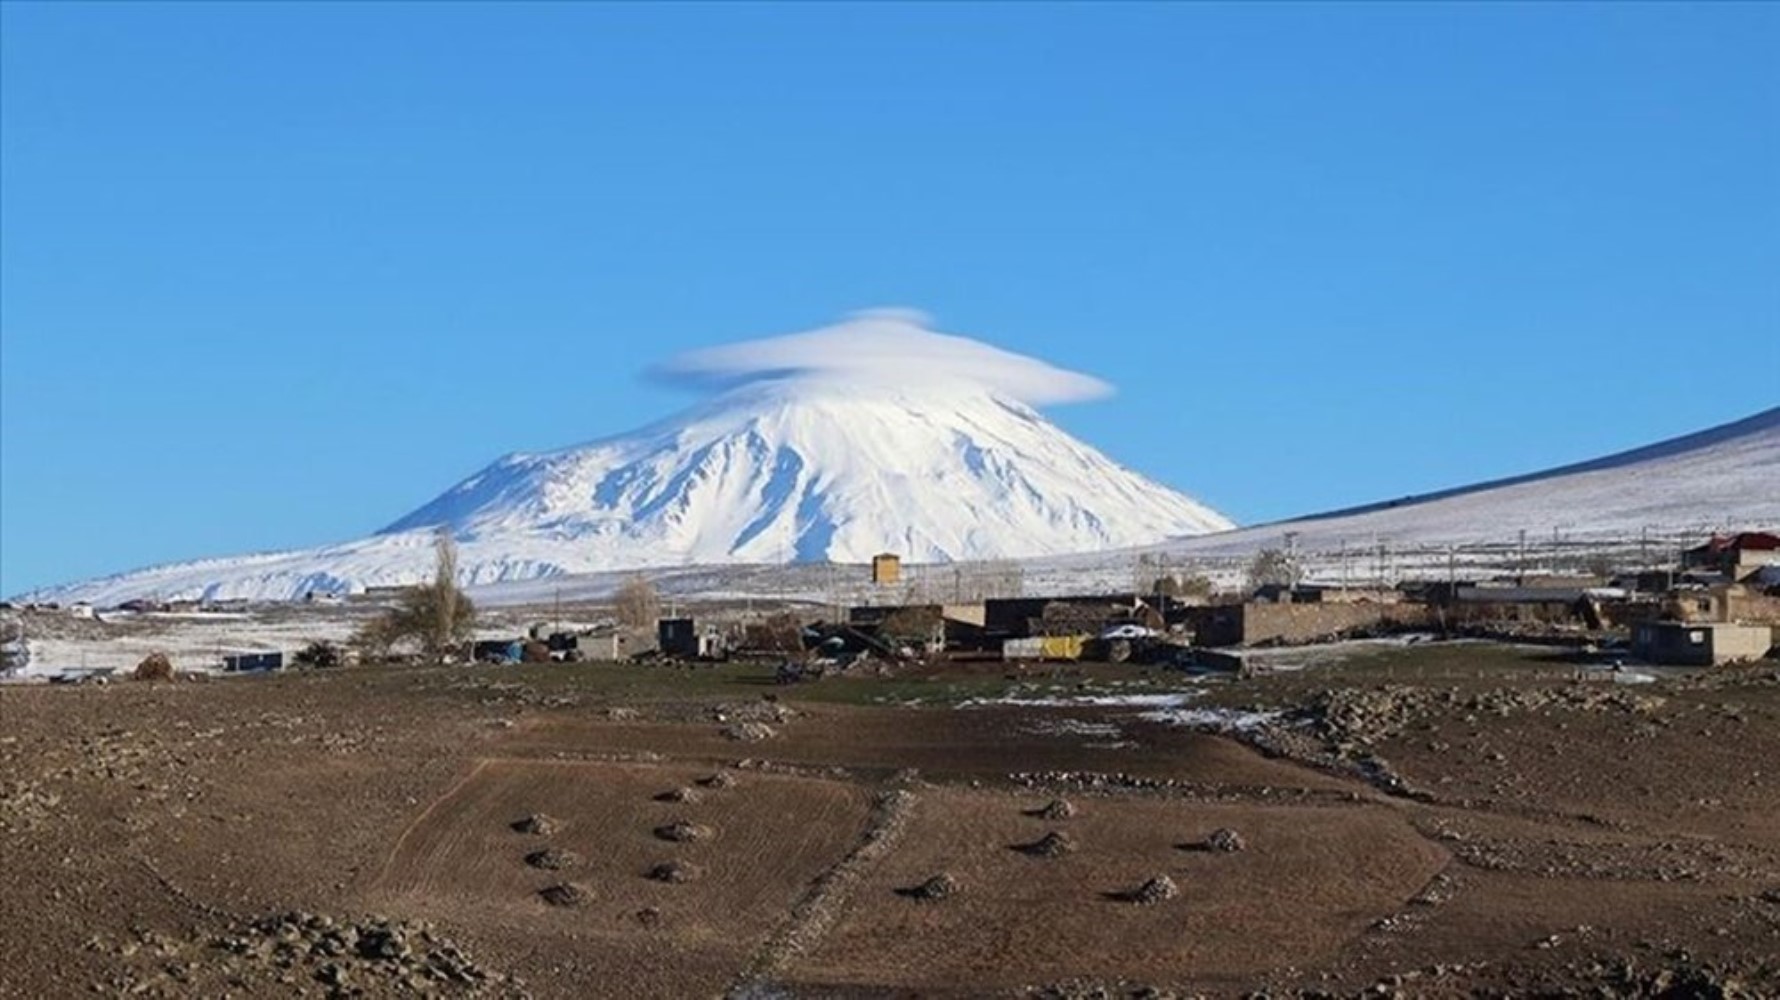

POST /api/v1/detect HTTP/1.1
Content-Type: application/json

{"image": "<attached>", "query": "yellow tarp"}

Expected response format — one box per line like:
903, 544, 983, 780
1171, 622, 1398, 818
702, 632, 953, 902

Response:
1039, 635, 1086, 660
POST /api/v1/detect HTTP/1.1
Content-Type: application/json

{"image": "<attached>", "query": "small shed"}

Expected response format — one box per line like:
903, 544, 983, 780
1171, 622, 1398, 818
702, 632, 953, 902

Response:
1632, 621, 1774, 666
871, 553, 902, 586
658, 618, 726, 660
222, 651, 284, 673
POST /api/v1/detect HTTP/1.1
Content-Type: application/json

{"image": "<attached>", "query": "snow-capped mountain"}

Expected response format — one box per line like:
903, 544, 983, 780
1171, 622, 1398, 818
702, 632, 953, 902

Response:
470, 403, 1780, 607
23, 313, 1234, 604
383, 378, 1232, 566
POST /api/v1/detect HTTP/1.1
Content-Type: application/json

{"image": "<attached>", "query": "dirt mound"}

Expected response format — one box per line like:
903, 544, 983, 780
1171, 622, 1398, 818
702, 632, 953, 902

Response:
897, 873, 960, 902
134, 653, 174, 682
1027, 798, 1077, 820
525, 847, 579, 870
1014, 830, 1077, 858
510, 812, 561, 835
1123, 875, 1178, 905
646, 860, 703, 884
538, 882, 592, 908
696, 771, 737, 789
654, 820, 715, 843
654, 786, 700, 803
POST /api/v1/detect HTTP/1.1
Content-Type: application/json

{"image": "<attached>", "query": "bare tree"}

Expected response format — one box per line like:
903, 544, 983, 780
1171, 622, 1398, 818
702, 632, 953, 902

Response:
349, 530, 476, 662
614, 574, 661, 629
429, 530, 466, 656
1152, 573, 1214, 599
1246, 548, 1298, 590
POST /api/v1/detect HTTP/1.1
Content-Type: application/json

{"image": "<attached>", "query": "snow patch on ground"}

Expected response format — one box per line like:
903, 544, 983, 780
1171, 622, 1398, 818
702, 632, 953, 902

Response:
1138, 707, 1282, 732
959, 692, 1199, 709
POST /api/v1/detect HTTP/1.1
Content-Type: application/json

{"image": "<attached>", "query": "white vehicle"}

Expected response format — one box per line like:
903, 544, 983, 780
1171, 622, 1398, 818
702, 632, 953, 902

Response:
1098, 623, 1158, 641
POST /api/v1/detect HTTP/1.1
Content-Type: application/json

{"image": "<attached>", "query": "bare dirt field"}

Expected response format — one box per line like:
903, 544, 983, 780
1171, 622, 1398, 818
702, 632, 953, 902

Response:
4, 639, 1779, 998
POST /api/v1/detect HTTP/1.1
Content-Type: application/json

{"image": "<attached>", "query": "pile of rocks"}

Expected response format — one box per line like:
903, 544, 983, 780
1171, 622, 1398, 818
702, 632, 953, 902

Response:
538, 883, 591, 908
901, 873, 960, 902
697, 771, 737, 789
654, 820, 714, 843
646, 860, 703, 884
1016, 831, 1078, 858
510, 813, 561, 835
1029, 798, 1077, 820
1297, 683, 1670, 751
1126, 875, 1178, 905
211, 911, 513, 997
1203, 828, 1246, 853
524, 848, 579, 871
655, 786, 700, 803
719, 721, 777, 742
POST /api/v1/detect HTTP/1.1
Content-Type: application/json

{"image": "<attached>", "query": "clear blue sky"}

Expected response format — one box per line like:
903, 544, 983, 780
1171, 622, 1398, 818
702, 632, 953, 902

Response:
2, 2, 1776, 595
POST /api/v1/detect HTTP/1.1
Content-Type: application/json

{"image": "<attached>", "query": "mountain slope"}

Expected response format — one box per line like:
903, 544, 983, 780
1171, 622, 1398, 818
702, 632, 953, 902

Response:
23, 376, 1232, 605
381, 380, 1230, 566
1031, 405, 1780, 585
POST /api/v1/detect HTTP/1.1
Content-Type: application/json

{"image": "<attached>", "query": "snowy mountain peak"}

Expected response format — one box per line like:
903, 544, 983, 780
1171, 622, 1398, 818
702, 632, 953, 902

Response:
25, 313, 1234, 602
381, 314, 1233, 566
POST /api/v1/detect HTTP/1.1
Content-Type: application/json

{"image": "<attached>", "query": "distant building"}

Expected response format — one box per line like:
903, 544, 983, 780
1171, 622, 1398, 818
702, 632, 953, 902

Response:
871, 553, 902, 586
1632, 621, 1774, 667
222, 651, 284, 673
1683, 532, 1780, 582
657, 618, 726, 660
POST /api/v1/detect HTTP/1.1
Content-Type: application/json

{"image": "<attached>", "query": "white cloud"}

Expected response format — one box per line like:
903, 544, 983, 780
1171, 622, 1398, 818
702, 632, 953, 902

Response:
650, 309, 1112, 406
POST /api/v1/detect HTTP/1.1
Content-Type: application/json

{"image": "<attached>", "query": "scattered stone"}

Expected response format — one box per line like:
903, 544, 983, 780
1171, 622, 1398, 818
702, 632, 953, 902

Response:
635, 907, 662, 928
210, 911, 501, 993
646, 860, 703, 884
538, 883, 592, 908
510, 812, 560, 835
1015, 831, 1078, 858
696, 771, 737, 789
898, 873, 960, 902
654, 786, 700, 804
525, 848, 579, 871
653, 820, 714, 843
1125, 875, 1178, 905
1027, 798, 1077, 821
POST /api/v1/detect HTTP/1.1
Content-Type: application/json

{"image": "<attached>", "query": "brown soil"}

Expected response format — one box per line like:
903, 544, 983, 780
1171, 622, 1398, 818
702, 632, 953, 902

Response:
1, 651, 1777, 998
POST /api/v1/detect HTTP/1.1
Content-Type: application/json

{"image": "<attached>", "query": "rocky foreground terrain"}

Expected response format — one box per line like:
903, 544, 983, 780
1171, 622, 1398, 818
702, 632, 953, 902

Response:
3, 642, 1778, 998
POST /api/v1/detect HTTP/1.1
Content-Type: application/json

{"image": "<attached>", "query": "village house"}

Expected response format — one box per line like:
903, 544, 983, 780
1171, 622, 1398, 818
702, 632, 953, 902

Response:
1682, 532, 1780, 583
1632, 621, 1774, 667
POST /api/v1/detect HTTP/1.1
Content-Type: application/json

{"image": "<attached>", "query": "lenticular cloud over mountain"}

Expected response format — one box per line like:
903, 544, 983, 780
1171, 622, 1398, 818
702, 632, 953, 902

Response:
652, 309, 1114, 406
30, 311, 1237, 603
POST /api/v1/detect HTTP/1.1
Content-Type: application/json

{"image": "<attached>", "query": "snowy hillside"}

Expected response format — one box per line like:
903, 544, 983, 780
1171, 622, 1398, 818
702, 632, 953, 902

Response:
23, 313, 1233, 604
1016, 404, 1780, 591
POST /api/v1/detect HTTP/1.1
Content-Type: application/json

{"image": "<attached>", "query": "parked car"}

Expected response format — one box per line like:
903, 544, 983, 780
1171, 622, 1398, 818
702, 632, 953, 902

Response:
1098, 623, 1158, 641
